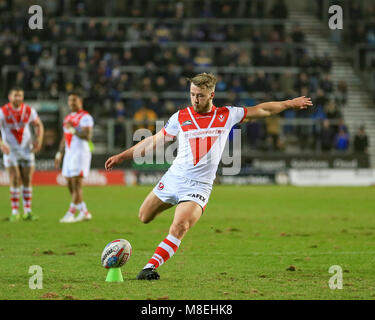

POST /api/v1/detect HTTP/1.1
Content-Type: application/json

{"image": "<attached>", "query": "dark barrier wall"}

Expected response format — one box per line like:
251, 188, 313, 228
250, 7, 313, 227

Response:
6, 153, 368, 171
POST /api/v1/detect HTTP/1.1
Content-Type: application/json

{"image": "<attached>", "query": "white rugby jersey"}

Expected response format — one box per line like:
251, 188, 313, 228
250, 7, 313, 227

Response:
0, 103, 39, 154
162, 105, 247, 184
63, 110, 94, 154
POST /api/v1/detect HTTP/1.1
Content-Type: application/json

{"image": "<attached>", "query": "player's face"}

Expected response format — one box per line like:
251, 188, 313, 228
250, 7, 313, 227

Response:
8, 90, 24, 108
190, 84, 214, 113
68, 95, 82, 112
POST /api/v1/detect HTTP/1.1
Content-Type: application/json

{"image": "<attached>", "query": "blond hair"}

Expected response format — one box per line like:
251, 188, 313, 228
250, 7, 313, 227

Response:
187, 73, 217, 91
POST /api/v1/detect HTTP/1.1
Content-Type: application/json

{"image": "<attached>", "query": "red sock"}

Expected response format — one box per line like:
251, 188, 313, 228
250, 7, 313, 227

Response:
144, 234, 181, 269
22, 187, 32, 213
10, 187, 20, 214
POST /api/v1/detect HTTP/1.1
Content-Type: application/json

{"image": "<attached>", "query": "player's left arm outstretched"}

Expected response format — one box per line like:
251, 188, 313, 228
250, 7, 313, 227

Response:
242, 96, 313, 121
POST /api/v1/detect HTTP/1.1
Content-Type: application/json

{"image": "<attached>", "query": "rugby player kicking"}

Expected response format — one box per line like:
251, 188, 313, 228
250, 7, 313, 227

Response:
105, 73, 313, 280
55, 92, 94, 223
0, 87, 44, 221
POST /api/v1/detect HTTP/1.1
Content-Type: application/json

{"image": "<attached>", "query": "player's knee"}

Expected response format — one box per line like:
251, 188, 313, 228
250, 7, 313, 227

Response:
11, 174, 21, 187
138, 208, 152, 224
170, 220, 190, 238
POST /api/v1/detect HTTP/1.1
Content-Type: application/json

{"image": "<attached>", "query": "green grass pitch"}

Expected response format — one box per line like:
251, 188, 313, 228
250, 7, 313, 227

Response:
0, 185, 374, 300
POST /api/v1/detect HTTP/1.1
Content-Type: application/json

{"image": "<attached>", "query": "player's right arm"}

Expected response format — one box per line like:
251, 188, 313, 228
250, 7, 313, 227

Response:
0, 111, 10, 155
54, 136, 65, 169
0, 136, 10, 155
105, 129, 166, 170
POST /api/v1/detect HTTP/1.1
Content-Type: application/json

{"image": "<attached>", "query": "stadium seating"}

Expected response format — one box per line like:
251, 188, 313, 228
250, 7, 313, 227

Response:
0, 0, 368, 159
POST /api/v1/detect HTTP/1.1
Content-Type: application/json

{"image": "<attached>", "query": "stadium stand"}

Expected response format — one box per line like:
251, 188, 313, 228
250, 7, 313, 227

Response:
0, 0, 373, 170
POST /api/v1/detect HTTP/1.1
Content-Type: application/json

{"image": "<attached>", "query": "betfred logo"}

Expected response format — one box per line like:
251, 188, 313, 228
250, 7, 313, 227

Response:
157, 182, 164, 190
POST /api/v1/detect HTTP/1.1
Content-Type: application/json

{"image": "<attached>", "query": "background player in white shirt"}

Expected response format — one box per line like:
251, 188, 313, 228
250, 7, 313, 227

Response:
54, 92, 94, 223
105, 73, 313, 280
0, 87, 44, 222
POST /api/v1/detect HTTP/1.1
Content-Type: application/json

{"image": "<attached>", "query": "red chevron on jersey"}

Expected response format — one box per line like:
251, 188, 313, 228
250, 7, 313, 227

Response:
64, 132, 73, 148
178, 108, 197, 132
164, 105, 246, 184
210, 107, 229, 128
63, 110, 89, 128
1, 103, 32, 144
188, 106, 217, 129
63, 110, 89, 148
189, 135, 219, 166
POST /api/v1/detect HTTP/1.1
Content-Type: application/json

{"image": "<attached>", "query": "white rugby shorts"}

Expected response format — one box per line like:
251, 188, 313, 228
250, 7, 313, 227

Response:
62, 151, 91, 178
152, 170, 213, 212
3, 151, 35, 168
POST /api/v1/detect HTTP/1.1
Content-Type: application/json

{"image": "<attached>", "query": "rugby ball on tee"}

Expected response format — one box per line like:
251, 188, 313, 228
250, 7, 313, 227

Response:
101, 239, 132, 268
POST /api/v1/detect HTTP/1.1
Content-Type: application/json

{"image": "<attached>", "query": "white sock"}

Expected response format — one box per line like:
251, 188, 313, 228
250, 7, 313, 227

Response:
10, 187, 20, 215
68, 202, 77, 215
143, 234, 181, 270
22, 187, 32, 214
77, 202, 89, 215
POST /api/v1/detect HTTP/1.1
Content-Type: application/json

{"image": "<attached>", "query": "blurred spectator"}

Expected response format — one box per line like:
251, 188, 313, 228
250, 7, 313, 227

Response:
148, 95, 163, 116
253, 71, 271, 92
335, 80, 348, 107
126, 23, 141, 41
163, 100, 177, 117
38, 50, 55, 71
325, 101, 342, 125
48, 82, 59, 99
269, 0, 288, 19
0, 1, 348, 156
27, 36, 43, 64
319, 73, 334, 94
193, 49, 213, 67
337, 118, 349, 134
154, 76, 167, 92
354, 126, 369, 153
215, 75, 228, 92
334, 128, 350, 151
246, 121, 264, 149
43, 128, 58, 152
315, 88, 329, 108
349, 2, 363, 20
128, 93, 145, 113
317, 52, 333, 73
269, 0, 288, 37
291, 23, 305, 43
294, 72, 310, 93
114, 101, 126, 147
318, 119, 334, 152
265, 116, 281, 150
134, 106, 158, 132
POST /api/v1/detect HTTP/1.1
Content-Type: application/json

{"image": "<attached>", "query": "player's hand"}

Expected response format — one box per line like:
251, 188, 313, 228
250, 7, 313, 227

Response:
54, 159, 61, 169
65, 121, 73, 128
54, 151, 63, 169
105, 154, 122, 171
54, 157, 61, 169
0, 142, 10, 155
289, 96, 313, 110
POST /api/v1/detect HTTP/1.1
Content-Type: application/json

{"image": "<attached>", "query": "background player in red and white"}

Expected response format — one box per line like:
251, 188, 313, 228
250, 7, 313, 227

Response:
55, 91, 94, 223
0, 87, 44, 222
105, 73, 313, 280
